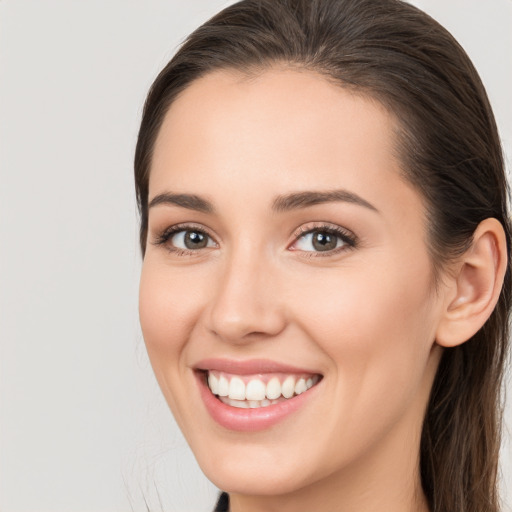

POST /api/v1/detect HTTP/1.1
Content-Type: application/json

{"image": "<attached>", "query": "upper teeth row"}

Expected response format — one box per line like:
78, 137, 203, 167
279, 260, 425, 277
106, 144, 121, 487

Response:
207, 373, 319, 401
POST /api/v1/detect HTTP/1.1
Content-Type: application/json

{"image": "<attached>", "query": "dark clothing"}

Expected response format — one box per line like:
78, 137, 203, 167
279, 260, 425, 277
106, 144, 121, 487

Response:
214, 492, 229, 512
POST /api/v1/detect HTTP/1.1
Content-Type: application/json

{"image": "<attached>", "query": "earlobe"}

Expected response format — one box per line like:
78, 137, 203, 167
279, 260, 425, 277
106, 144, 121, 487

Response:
436, 218, 508, 348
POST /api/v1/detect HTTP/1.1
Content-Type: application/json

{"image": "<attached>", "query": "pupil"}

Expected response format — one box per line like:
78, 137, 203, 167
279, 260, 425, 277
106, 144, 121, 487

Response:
312, 232, 336, 251
185, 231, 207, 249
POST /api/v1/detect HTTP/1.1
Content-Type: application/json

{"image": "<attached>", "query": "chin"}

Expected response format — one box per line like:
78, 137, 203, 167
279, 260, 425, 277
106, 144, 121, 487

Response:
190, 436, 328, 497
202, 458, 310, 496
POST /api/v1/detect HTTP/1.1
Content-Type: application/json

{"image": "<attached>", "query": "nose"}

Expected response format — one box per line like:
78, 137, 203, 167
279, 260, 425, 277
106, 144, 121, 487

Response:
205, 248, 287, 343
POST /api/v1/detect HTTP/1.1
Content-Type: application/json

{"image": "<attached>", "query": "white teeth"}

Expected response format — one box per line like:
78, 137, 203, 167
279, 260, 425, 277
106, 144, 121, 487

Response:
225, 398, 249, 408
208, 373, 219, 395
294, 378, 307, 395
266, 377, 282, 400
281, 376, 295, 398
218, 375, 229, 397
228, 376, 245, 400
219, 397, 277, 408
245, 379, 266, 401
208, 371, 321, 406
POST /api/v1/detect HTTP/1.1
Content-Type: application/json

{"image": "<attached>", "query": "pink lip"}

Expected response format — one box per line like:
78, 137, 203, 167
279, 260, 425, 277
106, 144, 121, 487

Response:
194, 358, 320, 376
193, 359, 322, 432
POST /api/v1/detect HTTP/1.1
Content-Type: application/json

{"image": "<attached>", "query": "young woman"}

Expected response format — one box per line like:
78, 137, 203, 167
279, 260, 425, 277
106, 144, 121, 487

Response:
134, 1, 511, 511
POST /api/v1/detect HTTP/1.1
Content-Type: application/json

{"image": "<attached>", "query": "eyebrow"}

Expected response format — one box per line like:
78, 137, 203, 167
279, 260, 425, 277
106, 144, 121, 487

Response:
147, 189, 378, 214
272, 190, 378, 213
148, 193, 215, 213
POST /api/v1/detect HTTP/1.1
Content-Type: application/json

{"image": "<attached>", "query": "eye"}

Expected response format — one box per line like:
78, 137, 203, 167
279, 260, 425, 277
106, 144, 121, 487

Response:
171, 229, 215, 250
290, 225, 356, 254
153, 225, 217, 253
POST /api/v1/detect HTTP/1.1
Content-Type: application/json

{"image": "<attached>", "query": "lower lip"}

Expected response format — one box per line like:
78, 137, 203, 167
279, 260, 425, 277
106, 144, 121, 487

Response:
195, 372, 320, 432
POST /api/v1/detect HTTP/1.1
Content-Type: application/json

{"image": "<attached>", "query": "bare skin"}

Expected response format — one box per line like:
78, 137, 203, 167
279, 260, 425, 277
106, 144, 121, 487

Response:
139, 68, 507, 512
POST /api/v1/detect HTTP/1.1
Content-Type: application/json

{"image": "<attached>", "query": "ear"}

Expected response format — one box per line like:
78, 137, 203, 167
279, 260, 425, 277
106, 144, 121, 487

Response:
436, 218, 508, 347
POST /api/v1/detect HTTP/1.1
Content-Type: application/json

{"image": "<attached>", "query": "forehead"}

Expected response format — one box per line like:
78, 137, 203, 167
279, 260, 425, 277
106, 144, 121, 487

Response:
150, 68, 420, 221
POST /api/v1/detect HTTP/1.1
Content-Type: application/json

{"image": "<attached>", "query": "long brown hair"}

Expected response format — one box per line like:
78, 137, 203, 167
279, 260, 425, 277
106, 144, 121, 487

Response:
134, 1, 511, 510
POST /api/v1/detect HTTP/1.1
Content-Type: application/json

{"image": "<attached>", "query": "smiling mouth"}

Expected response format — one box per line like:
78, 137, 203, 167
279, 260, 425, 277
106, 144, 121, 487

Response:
203, 370, 322, 409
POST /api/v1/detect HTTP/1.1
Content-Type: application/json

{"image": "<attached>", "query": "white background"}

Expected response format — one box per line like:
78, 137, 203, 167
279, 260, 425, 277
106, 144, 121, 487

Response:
0, 1, 511, 511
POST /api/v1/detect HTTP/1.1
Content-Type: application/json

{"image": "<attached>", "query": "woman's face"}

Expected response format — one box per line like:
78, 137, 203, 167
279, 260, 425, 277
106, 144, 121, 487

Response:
139, 69, 446, 498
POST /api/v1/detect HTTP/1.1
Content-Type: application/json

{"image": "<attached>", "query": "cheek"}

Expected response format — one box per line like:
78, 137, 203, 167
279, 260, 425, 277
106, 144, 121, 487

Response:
291, 256, 434, 344
138, 259, 213, 432
139, 260, 202, 365
287, 254, 437, 418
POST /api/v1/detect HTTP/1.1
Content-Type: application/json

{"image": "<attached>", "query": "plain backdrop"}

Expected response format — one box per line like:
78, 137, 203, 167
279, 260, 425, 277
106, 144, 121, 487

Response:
0, 1, 511, 511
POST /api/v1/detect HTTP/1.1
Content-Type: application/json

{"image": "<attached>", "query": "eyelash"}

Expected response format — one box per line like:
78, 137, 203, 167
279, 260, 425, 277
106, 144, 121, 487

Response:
152, 222, 358, 257
290, 223, 357, 257
153, 223, 217, 256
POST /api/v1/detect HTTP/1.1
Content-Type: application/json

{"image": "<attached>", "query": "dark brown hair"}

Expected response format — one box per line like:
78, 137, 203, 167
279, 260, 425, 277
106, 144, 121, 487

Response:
134, 1, 511, 510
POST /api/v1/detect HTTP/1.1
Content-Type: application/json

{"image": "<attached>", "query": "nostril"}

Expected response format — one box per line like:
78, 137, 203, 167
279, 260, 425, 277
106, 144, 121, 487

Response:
207, 314, 286, 344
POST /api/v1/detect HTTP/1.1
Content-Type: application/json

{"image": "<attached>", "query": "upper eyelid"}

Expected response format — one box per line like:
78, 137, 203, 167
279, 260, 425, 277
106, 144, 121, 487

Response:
162, 222, 216, 238
291, 222, 356, 239
158, 221, 352, 237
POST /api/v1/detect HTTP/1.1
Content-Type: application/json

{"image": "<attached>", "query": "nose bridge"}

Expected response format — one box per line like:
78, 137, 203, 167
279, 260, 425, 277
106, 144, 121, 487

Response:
207, 240, 285, 342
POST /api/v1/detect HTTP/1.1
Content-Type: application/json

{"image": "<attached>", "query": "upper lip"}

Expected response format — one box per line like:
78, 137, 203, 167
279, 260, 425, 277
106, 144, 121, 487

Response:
193, 358, 321, 375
